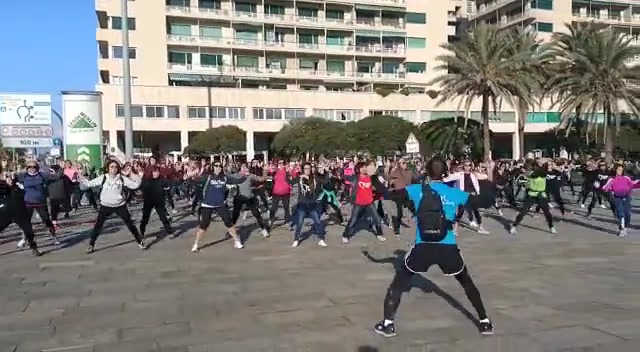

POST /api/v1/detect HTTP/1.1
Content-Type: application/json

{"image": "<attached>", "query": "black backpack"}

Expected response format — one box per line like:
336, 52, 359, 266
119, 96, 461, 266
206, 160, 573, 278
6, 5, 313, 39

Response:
416, 184, 451, 242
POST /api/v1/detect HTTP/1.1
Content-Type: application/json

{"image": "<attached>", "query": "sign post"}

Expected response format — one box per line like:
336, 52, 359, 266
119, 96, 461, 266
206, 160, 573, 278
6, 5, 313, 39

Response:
405, 132, 420, 154
61, 91, 104, 171
0, 94, 53, 149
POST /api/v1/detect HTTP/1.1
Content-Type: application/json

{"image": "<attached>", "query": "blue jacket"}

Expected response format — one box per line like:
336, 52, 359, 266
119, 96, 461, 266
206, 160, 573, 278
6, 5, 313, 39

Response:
17, 171, 52, 206
200, 173, 245, 208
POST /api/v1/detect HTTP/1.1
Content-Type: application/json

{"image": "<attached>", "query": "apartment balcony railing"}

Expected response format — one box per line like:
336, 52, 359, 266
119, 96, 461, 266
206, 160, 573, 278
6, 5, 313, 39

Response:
572, 11, 640, 24
165, 34, 406, 55
166, 6, 405, 29
472, 0, 520, 19
166, 63, 409, 81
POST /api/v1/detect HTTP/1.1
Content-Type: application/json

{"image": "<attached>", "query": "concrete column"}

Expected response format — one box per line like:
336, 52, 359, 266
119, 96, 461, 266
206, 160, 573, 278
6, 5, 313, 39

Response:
246, 129, 255, 161
108, 130, 118, 154
511, 131, 520, 160
180, 130, 189, 152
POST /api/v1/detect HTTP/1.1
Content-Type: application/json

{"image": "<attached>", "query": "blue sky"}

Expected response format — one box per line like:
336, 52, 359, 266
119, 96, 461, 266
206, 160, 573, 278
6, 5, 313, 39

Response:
0, 0, 97, 137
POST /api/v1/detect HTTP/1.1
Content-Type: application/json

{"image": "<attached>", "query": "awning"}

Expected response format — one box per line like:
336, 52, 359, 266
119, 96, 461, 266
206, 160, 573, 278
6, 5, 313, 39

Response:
168, 73, 236, 83
355, 4, 405, 12
355, 30, 381, 37
382, 31, 406, 37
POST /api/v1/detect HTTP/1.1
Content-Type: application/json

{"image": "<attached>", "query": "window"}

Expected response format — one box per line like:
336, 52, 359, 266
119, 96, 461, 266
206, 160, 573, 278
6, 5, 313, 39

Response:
236, 55, 259, 67
111, 75, 138, 85
406, 12, 426, 24
405, 62, 426, 73
312, 109, 334, 120
531, 0, 553, 10
169, 23, 191, 35
228, 107, 245, 119
199, 0, 220, 10
536, 22, 553, 32
200, 26, 222, 38
168, 51, 192, 64
335, 109, 362, 121
201, 54, 223, 66
326, 35, 345, 46
264, 4, 285, 15
145, 106, 165, 118
210, 107, 225, 119
115, 104, 143, 118
326, 10, 344, 20
235, 2, 256, 12
284, 109, 306, 119
111, 17, 136, 30
112, 46, 137, 59
326, 60, 345, 73
407, 37, 426, 49
167, 105, 180, 118
297, 7, 318, 18
253, 108, 283, 120
188, 106, 208, 119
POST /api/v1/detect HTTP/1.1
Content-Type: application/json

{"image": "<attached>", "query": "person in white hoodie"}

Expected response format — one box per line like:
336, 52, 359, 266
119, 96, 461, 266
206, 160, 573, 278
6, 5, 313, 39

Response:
79, 160, 145, 253
444, 161, 489, 234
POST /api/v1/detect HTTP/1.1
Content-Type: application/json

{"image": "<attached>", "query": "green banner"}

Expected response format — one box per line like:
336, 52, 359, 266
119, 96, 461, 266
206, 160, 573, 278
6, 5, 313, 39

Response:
66, 145, 102, 172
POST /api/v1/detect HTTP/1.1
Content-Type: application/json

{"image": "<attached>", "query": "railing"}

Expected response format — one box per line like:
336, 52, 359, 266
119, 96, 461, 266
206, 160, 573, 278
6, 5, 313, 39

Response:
165, 35, 406, 55
165, 6, 405, 29
472, 0, 519, 19
166, 64, 410, 80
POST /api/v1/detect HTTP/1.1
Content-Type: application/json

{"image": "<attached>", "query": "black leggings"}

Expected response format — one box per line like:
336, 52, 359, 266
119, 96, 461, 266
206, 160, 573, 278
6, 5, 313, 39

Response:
140, 202, 172, 236
535, 187, 566, 215
269, 195, 291, 224
514, 194, 553, 228
89, 205, 142, 247
383, 264, 488, 321
0, 211, 37, 249
50, 198, 71, 222
231, 196, 267, 229
456, 201, 482, 225
252, 188, 269, 210
27, 206, 55, 230
389, 190, 414, 234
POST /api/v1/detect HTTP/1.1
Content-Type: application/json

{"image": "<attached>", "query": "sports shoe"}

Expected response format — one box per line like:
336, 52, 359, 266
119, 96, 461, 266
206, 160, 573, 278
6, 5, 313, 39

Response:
191, 243, 199, 253
261, 229, 270, 238
342, 236, 349, 244
86, 246, 95, 254
318, 239, 327, 247
619, 228, 627, 237
550, 227, 557, 235
376, 235, 386, 242
234, 240, 244, 249
17, 239, 26, 248
477, 227, 490, 235
469, 220, 479, 228
31, 248, 42, 257
509, 226, 517, 235
291, 240, 300, 248
479, 319, 494, 335
374, 320, 397, 338
600, 204, 607, 209
138, 241, 148, 250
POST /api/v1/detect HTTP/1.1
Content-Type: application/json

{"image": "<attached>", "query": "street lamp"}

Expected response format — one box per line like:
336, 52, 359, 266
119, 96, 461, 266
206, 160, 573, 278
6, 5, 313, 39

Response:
121, 0, 134, 158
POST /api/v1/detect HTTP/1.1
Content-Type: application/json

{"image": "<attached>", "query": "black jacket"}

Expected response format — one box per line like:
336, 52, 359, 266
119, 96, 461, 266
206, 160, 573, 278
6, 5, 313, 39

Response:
47, 169, 72, 201
0, 179, 28, 218
140, 176, 169, 206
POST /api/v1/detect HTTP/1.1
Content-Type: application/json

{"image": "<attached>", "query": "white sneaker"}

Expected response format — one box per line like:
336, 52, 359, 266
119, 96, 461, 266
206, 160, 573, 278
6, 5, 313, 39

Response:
580, 204, 585, 209
16, 239, 26, 248
342, 237, 349, 244
318, 239, 328, 247
469, 221, 479, 228
498, 210, 504, 216
619, 228, 627, 237
191, 243, 199, 252
550, 227, 558, 235
477, 227, 490, 235
376, 235, 386, 242
261, 229, 270, 238
549, 203, 555, 208
234, 240, 244, 249
171, 209, 177, 214
600, 204, 607, 209
509, 226, 517, 235
291, 240, 300, 248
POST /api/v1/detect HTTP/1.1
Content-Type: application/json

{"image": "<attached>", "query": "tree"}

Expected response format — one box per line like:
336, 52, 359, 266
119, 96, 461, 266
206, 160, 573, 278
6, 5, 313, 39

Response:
506, 27, 553, 159
429, 24, 537, 161
271, 118, 353, 157
419, 117, 490, 159
548, 22, 640, 162
184, 125, 246, 155
353, 115, 417, 155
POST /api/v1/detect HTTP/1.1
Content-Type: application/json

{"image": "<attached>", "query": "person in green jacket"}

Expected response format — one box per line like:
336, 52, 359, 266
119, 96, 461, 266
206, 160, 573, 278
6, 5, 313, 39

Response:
508, 162, 556, 235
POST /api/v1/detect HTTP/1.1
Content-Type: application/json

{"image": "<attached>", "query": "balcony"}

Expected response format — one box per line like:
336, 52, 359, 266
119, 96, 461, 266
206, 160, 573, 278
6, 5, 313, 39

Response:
472, 0, 520, 20
165, 35, 406, 57
166, 63, 411, 82
572, 11, 636, 25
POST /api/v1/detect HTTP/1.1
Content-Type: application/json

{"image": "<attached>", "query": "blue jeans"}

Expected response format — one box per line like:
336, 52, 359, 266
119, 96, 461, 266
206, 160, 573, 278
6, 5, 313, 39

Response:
293, 203, 325, 241
612, 196, 631, 229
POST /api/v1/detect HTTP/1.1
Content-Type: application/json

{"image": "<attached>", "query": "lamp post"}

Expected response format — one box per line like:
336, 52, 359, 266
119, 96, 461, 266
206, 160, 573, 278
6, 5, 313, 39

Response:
121, 0, 134, 158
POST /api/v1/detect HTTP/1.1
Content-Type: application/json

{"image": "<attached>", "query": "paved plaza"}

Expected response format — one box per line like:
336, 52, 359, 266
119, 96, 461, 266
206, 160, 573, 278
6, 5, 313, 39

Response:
0, 199, 638, 352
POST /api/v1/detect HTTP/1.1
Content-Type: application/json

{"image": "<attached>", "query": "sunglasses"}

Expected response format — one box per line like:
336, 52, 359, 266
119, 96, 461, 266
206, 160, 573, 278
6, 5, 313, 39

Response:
213, 164, 222, 167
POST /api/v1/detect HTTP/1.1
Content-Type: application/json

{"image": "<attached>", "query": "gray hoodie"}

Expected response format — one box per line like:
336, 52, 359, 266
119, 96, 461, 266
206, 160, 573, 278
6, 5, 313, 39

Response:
81, 174, 141, 207
230, 173, 260, 198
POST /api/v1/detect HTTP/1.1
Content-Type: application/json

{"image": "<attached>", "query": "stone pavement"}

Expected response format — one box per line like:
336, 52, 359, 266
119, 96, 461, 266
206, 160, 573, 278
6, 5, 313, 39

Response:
0, 198, 638, 352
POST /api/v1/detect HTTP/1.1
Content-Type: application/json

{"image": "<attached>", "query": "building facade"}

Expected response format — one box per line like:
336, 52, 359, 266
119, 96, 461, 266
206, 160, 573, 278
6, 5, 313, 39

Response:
95, 0, 584, 160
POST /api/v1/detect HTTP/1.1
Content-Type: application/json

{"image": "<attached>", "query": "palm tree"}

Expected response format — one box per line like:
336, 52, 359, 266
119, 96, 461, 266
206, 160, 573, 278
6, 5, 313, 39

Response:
506, 27, 553, 159
419, 117, 487, 159
548, 22, 640, 161
429, 24, 537, 161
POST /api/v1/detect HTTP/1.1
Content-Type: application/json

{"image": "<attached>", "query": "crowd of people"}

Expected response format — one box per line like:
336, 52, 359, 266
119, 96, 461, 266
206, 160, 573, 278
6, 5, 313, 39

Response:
0, 152, 638, 337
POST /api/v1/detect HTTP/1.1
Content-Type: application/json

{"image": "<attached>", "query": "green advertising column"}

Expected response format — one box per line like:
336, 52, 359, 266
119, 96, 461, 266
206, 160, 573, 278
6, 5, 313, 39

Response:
61, 91, 104, 172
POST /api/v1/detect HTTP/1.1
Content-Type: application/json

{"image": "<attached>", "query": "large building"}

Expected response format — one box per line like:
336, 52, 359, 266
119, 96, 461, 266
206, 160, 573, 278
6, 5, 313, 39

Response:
95, 0, 592, 160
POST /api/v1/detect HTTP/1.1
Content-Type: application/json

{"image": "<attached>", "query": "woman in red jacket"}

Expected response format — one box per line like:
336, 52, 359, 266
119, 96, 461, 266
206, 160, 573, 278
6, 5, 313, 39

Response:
341, 161, 387, 243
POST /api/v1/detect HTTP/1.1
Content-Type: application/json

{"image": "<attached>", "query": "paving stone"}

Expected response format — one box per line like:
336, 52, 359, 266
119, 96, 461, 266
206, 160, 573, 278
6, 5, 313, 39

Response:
530, 326, 623, 350
0, 199, 637, 350
119, 322, 190, 341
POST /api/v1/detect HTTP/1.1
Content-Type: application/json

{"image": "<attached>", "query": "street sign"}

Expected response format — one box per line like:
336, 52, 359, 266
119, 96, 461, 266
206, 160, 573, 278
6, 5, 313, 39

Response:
405, 132, 420, 154
50, 146, 61, 157
0, 94, 52, 125
0, 125, 53, 148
